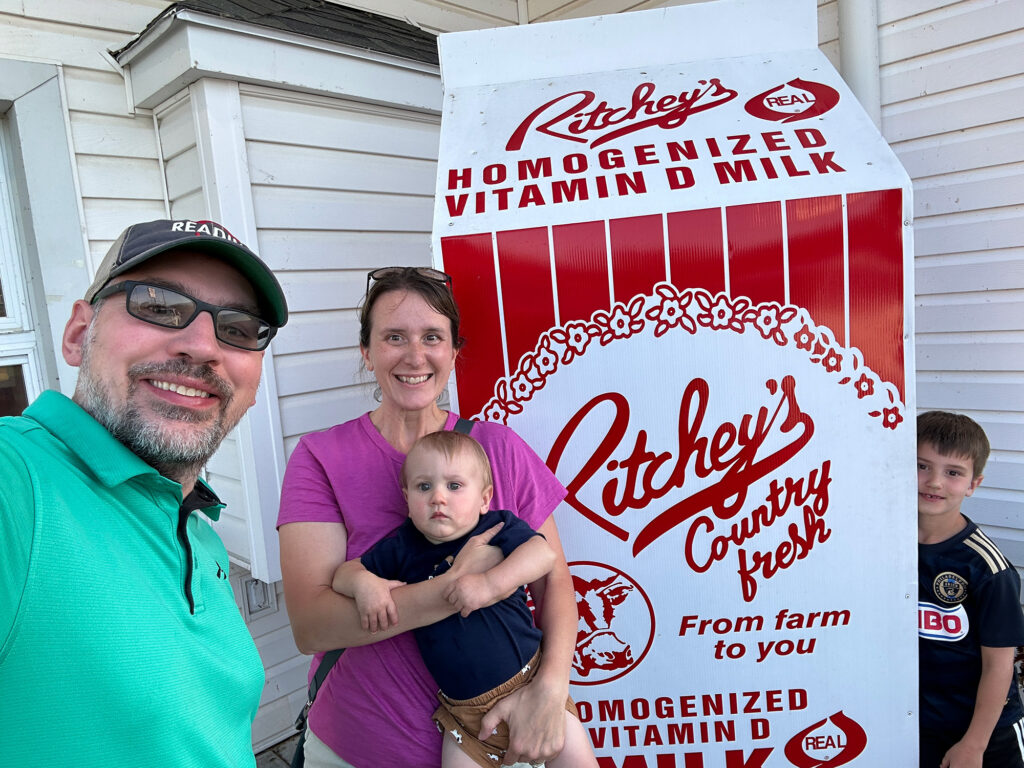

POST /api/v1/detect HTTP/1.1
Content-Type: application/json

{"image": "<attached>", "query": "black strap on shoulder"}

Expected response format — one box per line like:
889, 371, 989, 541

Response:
294, 418, 473, 733
294, 648, 344, 731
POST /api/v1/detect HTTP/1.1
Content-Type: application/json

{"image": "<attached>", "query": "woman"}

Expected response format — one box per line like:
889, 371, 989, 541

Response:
278, 267, 578, 768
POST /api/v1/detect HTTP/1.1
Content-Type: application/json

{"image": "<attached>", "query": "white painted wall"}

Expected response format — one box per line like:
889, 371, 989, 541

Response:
878, 0, 1024, 566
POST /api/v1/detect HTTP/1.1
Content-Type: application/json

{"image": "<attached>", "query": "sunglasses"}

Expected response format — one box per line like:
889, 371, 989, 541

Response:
365, 267, 452, 296
92, 281, 277, 351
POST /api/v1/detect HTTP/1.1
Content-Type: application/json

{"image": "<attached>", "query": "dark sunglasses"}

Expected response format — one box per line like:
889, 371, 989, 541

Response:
365, 266, 452, 296
92, 281, 277, 351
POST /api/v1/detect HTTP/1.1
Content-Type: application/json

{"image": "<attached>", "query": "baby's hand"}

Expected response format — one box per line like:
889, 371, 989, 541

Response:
352, 572, 404, 633
442, 573, 497, 618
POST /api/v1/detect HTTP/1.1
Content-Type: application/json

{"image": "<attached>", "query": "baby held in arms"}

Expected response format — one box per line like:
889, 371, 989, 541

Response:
333, 431, 597, 768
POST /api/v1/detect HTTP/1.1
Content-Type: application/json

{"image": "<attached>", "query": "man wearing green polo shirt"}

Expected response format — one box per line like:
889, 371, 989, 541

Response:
0, 219, 288, 767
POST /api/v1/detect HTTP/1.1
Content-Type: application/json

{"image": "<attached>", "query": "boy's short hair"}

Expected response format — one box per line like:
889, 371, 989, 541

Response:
917, 410, 990, 477
401, 430, 494, 490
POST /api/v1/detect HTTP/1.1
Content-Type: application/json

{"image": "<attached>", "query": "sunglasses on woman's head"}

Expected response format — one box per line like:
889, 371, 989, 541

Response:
92, 280, 276, 351
365, 267, 452, 295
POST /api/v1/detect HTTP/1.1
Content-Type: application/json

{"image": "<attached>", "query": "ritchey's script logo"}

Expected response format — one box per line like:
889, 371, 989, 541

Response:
506, 79, 738, 151
570, 562, 654, 685
744, 78, 840, 123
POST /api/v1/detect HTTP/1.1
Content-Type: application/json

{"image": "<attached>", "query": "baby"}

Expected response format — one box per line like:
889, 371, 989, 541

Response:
333, 430, 596, 768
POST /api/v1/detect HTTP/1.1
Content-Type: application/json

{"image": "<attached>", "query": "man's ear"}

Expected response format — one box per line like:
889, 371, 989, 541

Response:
62, 300, 95, 367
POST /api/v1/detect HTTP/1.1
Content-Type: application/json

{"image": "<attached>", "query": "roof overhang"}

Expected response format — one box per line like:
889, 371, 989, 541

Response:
115, 8, 441, 112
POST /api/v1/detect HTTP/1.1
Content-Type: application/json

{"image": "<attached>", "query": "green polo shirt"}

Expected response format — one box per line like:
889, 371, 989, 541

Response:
0, 391, 264, 767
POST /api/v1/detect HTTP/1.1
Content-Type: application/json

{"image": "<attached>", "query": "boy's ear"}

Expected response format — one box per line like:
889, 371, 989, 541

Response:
966, 474, 983, 496
480, 484, 493, 511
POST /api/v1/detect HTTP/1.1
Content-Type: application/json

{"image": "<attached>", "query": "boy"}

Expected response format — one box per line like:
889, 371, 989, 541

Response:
333, 431, 597, 768
917, 410, 1024, 767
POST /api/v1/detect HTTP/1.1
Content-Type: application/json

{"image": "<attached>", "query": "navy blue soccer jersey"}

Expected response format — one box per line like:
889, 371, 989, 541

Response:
919, 517, 1024, 734
361, 509, 544, 699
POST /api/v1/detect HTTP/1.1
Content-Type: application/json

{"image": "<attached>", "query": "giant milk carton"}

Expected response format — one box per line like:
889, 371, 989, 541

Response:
431, 1, 916, 764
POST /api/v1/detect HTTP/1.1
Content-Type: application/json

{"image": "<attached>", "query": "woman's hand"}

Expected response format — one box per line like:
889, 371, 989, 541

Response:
448, 522, 505, 579
483, 515, 577, 765
443, 573, 498, 617
479, 674, 566, 765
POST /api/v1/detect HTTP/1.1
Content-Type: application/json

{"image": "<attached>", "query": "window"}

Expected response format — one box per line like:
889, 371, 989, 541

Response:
0, 119, 43, 416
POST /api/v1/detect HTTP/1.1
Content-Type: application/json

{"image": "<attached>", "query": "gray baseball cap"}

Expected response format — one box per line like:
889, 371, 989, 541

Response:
85, 219, 288, 327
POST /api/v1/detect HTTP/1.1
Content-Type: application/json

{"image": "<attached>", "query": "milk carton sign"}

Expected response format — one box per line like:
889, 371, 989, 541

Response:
432, 1, 916, 764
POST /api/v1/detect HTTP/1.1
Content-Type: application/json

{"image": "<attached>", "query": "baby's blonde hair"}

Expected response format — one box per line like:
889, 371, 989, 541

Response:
401, 430, 493, 489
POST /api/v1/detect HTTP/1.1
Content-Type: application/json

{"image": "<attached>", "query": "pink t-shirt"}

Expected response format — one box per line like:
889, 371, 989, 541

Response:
277, 412, 567, 768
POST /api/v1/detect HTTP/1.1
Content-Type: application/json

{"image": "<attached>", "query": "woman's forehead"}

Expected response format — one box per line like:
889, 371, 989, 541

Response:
371, 289, 449, 326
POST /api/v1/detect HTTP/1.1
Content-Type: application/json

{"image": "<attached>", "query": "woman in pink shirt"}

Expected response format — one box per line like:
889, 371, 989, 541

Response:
278, 267, 577, 768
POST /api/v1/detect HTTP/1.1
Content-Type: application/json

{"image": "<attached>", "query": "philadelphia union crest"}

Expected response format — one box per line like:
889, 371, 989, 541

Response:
933, 572, 968, 604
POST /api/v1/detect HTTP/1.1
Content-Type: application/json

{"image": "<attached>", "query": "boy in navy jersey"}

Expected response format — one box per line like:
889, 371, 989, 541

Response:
918, 410, 1024, 767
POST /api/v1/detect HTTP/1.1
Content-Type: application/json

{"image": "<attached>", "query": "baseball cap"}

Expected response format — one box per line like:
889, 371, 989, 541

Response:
85, 219, 288, 327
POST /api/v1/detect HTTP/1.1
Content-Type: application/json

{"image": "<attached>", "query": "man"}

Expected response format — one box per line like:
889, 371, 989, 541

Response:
0, 219, 288, 767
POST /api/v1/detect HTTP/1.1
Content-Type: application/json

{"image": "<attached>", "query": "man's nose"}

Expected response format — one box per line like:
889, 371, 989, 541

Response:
169, 309, 222, 361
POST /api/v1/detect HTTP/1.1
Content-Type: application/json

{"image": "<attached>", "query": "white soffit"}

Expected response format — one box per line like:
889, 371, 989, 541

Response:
117, 11, 441, 112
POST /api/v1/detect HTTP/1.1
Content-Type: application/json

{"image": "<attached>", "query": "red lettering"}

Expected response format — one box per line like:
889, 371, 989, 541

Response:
547, 377, 816, 556
667, 166, 695, 189
761, 131, 790, 151
635, 144, 659, 164
507, 80, 738, 150
447, 167, 471, 189
810, 151, 845, 173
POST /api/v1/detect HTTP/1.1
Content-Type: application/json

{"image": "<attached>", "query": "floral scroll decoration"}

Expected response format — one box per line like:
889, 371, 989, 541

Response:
477, 282, 904, 431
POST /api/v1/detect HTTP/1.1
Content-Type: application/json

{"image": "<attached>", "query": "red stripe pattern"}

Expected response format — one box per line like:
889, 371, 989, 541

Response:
442, 189, 904, 417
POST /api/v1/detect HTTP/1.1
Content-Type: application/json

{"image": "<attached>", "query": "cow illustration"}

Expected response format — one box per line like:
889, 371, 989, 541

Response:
573, 574, 634, 676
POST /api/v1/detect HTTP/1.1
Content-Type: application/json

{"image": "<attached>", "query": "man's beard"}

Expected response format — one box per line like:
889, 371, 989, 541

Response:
74, 332, 237, 486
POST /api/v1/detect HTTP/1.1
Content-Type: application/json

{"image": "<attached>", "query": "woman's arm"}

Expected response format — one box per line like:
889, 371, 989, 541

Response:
443, 534, 555, 617
479, 515, 578, 765
280, 520, 502, 653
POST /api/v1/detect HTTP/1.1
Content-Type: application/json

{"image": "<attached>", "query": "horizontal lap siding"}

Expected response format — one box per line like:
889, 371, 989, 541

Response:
237, 85, 442, 749
238, 87, 442, 447
880, 0, 1024, 560
0, 3, 171, 267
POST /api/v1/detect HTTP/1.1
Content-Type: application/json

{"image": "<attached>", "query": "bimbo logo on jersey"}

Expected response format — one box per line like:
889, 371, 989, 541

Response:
918, 602, 969, 642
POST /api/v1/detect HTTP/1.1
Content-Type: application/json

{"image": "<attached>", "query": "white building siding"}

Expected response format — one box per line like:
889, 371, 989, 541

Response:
0, 1, 173, 270
236, 86, 442, 453
879, 0, 1024, 563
